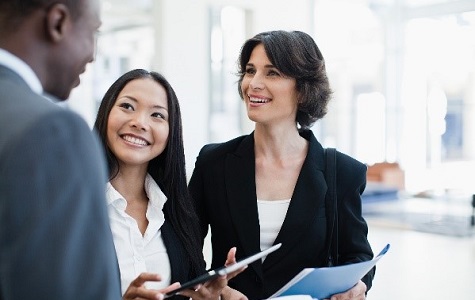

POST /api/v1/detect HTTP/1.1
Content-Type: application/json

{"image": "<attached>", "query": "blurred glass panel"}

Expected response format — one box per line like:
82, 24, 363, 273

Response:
315, 0, 475, 194
404, 0, 465, 7
208, 6, 250, 142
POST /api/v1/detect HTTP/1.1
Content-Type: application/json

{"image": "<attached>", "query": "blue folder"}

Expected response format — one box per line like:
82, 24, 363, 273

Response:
270, 244, 390, 299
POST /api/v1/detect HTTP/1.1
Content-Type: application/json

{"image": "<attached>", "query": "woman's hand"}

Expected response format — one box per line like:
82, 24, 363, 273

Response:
122, 272, 180, 300
179, 247, 248, 300
327, 280, 367, 300
221, 286, 248, 300
222, 247, 248, 280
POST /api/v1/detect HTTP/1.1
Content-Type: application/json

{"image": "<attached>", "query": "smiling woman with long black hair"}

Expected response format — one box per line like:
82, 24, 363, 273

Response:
94, 69, 246, 300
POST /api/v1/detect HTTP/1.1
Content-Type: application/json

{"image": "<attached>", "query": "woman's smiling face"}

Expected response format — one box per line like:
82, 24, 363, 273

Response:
107, 78, 169, 169
240, 43, 298, 126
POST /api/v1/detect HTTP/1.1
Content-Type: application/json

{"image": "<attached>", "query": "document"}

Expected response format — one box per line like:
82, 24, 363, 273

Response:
164, 243, 282, 298
269, 244, 390, 300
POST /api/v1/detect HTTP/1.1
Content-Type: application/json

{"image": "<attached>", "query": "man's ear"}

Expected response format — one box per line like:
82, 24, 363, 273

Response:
44, 3, 71, 42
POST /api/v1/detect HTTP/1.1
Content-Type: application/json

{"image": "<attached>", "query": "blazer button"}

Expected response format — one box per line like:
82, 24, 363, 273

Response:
255, 276, 262, 284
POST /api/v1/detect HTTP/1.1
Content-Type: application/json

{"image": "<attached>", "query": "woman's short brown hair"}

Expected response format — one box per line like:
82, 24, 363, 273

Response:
238, 30, 332, 129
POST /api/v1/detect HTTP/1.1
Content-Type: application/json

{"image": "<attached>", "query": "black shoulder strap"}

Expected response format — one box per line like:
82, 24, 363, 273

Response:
324, 148, 339, 266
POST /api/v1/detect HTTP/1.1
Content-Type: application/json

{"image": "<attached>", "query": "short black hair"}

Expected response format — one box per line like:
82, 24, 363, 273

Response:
0, 0, 81, 31
237, 30, 332, 128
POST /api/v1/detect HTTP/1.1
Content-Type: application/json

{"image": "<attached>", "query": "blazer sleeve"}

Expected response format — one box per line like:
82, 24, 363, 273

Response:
188, 144, 215, 243
0, 110, 121, 299
336, 152, 375, 291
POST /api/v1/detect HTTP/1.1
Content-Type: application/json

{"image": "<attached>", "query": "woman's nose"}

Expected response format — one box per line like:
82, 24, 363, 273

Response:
249, 74, 264, 90
130, 114, 148, 131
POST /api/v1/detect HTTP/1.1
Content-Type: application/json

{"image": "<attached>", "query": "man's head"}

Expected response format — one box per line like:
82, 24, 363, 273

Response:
0, 0, 101, 100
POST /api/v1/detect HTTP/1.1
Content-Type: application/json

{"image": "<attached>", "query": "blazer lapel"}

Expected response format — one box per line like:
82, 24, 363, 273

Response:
161, 219, 190, 283
263, 130, 327, 268
225, 133, 264, 277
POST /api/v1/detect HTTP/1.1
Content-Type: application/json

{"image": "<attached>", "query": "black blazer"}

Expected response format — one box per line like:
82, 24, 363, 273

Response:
189, 129, 374, 300
160, 207, 204, 300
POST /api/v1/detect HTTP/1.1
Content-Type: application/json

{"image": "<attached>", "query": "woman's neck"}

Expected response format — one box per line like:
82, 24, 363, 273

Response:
111, 165, 151, 236
254, 124, 307, 160
110, 165, 148, 204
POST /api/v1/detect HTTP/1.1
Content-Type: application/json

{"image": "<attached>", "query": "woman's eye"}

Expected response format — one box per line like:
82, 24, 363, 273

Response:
245, 68, 255, 75
268, 70, 280, 76
119, 103, 134, 110
152, 112, 166, 119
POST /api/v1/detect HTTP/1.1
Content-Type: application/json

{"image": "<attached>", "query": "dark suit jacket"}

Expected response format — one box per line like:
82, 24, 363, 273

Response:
159, 208, 204, 300
0, 65, 121, 299
189, 129, 375, 300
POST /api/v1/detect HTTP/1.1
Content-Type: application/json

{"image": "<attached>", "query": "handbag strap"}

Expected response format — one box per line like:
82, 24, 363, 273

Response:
324, 147, 339, 266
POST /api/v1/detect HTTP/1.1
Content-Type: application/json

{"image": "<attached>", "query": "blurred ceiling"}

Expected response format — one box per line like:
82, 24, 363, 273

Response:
99, 0, 475, 33
101, 0, 153, 33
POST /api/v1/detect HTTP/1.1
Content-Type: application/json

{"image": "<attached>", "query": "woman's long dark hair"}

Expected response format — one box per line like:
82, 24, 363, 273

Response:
94, 69, 205, 275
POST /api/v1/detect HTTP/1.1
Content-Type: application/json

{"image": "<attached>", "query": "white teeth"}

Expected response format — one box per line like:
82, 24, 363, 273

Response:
249, 96, 270, 103
123, 135, 148, 146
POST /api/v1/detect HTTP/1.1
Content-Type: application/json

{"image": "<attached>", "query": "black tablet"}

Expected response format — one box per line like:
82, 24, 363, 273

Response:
164, 243, 282, 298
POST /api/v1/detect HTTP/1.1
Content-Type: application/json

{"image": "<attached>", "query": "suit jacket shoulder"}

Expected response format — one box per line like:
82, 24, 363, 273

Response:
0, 66, 62, 154
335, 150, 367, 174
334, 150, 368, 195
196, 134, 252, 163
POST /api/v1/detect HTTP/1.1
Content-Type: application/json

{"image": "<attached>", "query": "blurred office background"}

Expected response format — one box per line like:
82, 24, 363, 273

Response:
68, 0, 475, 298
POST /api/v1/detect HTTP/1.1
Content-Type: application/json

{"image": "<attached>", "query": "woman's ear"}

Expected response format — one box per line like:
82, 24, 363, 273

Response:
44, 3, 71, 42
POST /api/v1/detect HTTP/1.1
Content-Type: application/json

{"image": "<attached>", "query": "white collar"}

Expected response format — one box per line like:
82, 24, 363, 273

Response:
106, 173, 168, 211
0, 48, 43, 95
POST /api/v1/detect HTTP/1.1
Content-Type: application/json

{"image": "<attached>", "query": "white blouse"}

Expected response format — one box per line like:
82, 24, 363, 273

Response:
106, 174, 171, 295
257, 199, 291, 252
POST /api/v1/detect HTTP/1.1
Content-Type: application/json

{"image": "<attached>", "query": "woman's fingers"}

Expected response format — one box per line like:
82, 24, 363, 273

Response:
224, 247, 248, 280
130, 272, 162, 287
225, 247, 237, 266
122, 273, 164, 300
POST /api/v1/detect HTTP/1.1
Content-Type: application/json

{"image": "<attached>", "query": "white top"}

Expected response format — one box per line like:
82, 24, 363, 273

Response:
0, 48, 43, 94
257, 199, 291, 252
106, 174, 171, 295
